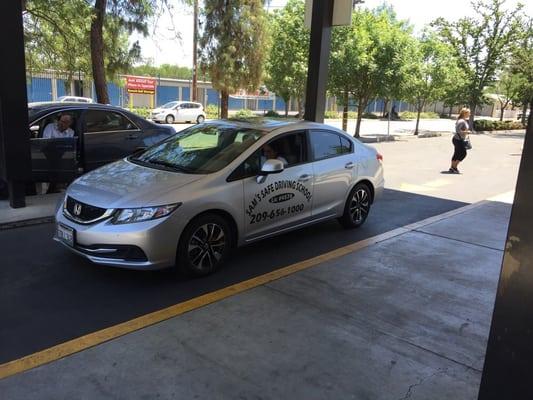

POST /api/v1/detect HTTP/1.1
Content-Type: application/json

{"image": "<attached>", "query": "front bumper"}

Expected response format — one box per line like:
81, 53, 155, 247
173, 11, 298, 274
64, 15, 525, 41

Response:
54, 208, 187, 270
149, 114, 166, 123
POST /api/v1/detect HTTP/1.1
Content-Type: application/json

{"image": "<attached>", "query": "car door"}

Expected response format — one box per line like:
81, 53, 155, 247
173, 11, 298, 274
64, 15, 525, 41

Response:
175, 103, 188, 122
82, 109, 143, 171
236, 131, 314, 240
309, 129, 357, 218
29, 109, 82, 183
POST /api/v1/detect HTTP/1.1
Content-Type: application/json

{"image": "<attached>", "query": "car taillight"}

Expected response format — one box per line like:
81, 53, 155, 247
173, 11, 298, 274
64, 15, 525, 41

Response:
376, 153, 383, 162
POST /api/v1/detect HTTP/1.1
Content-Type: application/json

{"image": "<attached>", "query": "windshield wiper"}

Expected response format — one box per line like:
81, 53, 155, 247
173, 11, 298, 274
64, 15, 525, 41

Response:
146, 159, 191, 173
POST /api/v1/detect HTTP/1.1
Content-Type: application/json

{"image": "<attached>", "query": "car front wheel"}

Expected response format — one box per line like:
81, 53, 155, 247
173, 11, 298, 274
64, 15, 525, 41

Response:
177, 213, 233, 277
165, 114, 175, 124
196, 115, 205, 124
338, 183, 372, 229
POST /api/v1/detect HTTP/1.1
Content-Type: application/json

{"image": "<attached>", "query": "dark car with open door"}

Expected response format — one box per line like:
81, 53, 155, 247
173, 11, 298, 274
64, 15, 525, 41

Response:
24, 103, 175, 189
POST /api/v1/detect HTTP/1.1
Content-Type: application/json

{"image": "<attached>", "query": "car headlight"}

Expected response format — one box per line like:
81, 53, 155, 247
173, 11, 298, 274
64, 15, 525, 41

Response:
111, 203, 181, 224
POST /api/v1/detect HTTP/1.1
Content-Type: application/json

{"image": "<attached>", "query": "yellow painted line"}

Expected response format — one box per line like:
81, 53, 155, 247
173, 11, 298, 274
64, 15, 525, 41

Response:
0, 200, 487, 380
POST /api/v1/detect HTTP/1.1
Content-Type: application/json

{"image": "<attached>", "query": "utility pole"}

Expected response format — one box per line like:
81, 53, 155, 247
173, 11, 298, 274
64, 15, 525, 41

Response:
192, 0, 198, 102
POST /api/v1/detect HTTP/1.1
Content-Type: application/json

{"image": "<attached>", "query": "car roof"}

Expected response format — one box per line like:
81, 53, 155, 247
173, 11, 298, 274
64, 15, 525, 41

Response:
28, 102, 129, 114
204, 118, 335, 134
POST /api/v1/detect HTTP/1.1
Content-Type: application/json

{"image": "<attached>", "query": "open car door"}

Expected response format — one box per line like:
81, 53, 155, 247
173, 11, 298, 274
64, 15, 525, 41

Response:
29, 109, 81, 183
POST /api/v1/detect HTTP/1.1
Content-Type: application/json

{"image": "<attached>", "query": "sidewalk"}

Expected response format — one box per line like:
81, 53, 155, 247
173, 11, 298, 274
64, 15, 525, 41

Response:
0, 196, 511, 399
0, 192, 62, 227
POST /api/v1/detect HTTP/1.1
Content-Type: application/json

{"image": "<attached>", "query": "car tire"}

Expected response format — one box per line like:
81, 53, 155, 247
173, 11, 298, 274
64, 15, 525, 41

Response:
338, 182, 372, 229
177, 213, 234, 277
196, 115, 205, 124
165, 114, 175, 124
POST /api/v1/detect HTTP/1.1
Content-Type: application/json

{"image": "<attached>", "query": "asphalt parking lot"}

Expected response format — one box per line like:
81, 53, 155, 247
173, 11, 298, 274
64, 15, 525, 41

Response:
0, 129, 524, 369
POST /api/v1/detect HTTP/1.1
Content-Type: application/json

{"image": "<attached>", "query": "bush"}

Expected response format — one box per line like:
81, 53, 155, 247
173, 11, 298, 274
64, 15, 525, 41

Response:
130, 107, 151, 119
233, 109, 255, 119
264, 110, 280, 117
473, 119, 525, 131
324, 110, 340, 119
362, 112, 379, 119
400, 111, 440, 119
400, 111, 440, 120
205, 104, 218, 119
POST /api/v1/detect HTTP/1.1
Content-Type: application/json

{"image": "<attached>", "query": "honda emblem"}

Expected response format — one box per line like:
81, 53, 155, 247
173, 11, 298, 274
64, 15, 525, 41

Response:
73, 203, 82, 216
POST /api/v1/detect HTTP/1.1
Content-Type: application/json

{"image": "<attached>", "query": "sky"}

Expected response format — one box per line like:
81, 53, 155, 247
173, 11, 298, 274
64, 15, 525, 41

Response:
131, 0, 531, 68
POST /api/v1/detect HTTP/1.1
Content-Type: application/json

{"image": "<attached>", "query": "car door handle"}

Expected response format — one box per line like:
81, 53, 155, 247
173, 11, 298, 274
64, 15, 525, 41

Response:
345, 162, 355, 169
298, 174, 312, 182
126, 134, 139, 140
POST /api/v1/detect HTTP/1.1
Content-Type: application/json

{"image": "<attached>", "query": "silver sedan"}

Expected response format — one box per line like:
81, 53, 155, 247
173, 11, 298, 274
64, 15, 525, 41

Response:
54, 119, 384, 276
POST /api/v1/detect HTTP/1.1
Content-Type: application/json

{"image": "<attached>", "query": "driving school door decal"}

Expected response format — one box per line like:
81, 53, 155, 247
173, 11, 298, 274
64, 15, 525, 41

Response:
243, 165, 314, 238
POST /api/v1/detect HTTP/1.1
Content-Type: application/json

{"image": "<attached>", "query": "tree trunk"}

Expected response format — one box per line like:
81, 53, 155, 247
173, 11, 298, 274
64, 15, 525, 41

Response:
297, 98, 303, 119
90, 0, 109, 104
521, 101, 528, 126
414, 106, 422, 135
354, 97, 367, 138
284, 100, 289, 118
469, 103, 476, 131
448, 106, 453, 118
221, 90, 229, 119
500, 105, 505, 121
342, 92, 349, 132
382, 99, 389, 117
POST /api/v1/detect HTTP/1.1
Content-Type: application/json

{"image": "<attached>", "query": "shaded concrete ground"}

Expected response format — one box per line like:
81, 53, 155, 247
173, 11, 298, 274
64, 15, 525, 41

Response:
0, 197, 511, 399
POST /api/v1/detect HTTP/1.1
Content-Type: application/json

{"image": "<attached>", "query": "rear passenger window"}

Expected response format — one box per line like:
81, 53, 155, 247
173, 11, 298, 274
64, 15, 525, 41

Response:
340, 136, 352, 154
85, 110, 137, 133
310, 130, 351, 161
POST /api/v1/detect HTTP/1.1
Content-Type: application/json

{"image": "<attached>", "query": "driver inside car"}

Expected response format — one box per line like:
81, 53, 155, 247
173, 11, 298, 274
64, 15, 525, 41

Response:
261, 143, 288, 167
43, 114, 75, 139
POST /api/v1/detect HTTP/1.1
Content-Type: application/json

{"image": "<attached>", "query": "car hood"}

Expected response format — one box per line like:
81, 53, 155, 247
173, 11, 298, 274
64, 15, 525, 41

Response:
152, 108, 170, 114
68, 159, 204, 209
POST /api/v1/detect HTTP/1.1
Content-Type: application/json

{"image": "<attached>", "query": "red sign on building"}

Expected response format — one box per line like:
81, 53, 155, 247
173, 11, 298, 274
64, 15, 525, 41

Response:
126, 76, 156, 95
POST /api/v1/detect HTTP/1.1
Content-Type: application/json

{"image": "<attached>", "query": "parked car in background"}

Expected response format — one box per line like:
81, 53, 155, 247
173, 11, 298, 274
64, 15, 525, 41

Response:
26, 102, 175, 186
150, 101, 206, 124
57, 96, 94, 103
55, 119, 384, 276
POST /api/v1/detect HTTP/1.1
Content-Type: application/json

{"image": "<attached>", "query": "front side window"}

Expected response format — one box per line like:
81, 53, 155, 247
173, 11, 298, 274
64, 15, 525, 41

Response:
131, 124, 263, 174
310, 130, 352, 161
31, 110, 80, 139
228, 131, 307, 181
85, 110, 137, 133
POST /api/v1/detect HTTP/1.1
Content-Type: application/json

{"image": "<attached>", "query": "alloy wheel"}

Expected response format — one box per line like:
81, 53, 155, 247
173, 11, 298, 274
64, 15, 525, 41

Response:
187, 223, 226, 272
349, 188, 370, 224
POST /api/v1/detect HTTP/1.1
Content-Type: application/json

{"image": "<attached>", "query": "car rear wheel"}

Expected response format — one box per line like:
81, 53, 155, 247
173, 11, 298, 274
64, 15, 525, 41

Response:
338, 183, 371, 229
165, 114, 175, 124
196, 115, 205, 124
177, 213, 233, 277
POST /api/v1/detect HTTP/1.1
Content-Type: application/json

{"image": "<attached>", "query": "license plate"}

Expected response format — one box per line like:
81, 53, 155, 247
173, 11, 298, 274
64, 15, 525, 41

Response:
57, 224, 75, 247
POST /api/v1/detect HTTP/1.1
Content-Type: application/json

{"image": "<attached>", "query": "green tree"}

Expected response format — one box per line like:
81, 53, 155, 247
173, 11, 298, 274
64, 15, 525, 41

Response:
131, 63, 194, 79
265, 0, 309, 117
329, 8, 412, 137
404, 35, 464, 134
23, 0, 143, 94
431, 0, 523, 128
490, 69, 525, 121
199, 0, 267, 118
509, 17, 533, 125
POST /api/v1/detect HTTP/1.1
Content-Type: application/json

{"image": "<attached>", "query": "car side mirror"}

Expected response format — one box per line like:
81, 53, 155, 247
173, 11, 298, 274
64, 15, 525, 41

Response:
30, 125, 39, 132
256, 159, 284, 184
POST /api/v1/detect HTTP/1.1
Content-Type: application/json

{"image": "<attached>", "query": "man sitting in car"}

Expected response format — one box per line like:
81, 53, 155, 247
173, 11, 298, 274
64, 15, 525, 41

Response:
43, 114, 74, 139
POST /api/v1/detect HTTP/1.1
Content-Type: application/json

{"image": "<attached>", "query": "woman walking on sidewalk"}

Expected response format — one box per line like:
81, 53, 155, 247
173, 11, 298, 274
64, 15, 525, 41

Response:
450, 108, 471, 174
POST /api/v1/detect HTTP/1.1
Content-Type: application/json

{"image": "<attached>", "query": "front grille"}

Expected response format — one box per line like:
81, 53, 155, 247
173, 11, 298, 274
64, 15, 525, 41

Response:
76, 244, 148, 261
65, 196, 108, 223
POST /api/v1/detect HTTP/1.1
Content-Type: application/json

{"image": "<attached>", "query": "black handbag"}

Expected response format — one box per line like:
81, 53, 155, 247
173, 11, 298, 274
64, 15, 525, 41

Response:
463, 137, 472, 150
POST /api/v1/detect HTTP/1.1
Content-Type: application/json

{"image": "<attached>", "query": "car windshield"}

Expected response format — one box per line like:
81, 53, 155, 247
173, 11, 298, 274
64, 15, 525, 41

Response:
161, 101, 178, 109
131, 124, 263, 174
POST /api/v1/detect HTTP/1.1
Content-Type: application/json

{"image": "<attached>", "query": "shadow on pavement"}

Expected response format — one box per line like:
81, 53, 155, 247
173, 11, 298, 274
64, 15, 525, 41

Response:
0, 189, 467, 363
